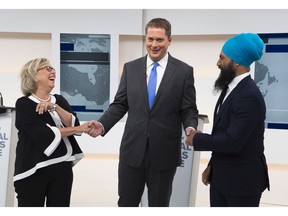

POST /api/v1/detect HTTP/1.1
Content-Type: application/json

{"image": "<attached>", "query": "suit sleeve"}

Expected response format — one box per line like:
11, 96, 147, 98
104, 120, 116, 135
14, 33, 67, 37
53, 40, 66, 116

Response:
98, 63, 129, 134
181, 65, 198, 130
193, 91, 265, 153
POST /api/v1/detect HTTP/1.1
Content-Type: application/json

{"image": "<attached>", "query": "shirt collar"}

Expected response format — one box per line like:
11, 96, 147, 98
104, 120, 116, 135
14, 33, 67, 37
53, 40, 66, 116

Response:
228, 73, 250, 91
147, 52, 169, 68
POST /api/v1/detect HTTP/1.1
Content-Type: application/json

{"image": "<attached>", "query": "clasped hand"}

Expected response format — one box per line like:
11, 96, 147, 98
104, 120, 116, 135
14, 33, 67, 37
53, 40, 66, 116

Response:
85, 120, 103, 138
185, 128, 201, 146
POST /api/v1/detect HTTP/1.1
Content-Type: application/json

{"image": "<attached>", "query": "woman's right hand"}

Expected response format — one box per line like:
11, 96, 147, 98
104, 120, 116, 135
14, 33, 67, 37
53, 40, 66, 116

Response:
78, 122, 92, 134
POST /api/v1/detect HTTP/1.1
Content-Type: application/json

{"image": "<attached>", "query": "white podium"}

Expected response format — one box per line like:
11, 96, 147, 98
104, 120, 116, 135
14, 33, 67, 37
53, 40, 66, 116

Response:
141, 114, 209, 207
0, 106, 17, 207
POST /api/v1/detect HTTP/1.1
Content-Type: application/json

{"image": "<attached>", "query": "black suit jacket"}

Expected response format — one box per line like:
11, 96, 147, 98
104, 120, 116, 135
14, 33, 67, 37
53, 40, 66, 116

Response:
99, 53, 198, 170
193, 75, 270, 196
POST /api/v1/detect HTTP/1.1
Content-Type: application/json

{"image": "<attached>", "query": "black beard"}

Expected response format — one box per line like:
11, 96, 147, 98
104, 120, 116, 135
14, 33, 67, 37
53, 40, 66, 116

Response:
214, 62, 236, 93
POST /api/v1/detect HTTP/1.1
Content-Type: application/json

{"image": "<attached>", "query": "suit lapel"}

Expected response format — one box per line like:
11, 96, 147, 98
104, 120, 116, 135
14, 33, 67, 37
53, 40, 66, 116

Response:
213, 76, 251, 129
151, 55, 176, 109
139, 56, 151, 110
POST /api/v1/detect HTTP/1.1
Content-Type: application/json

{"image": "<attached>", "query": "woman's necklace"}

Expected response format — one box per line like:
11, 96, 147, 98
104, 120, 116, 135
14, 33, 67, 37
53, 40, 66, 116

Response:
32, 93, 51, 102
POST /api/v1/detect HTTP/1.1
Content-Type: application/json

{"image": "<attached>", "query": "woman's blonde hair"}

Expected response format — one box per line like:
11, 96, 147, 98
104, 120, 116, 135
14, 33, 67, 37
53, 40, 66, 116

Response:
20, 58, 50, 96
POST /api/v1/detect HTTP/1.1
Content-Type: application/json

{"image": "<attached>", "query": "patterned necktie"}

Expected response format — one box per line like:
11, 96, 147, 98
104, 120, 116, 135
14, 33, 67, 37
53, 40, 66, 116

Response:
147, 62, 159, 109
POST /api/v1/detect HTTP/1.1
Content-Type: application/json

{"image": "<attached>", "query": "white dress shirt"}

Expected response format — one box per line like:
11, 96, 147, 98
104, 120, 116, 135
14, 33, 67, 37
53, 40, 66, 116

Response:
146, 52, 169, 92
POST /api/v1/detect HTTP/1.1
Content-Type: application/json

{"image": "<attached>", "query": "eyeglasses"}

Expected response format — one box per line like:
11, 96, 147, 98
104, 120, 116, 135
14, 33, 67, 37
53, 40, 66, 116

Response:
37, 66, 56, 73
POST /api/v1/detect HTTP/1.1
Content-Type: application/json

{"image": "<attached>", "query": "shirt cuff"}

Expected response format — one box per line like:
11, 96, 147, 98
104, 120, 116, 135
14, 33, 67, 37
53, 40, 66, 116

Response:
98, 121, 105, 135
185, 126, 196, 131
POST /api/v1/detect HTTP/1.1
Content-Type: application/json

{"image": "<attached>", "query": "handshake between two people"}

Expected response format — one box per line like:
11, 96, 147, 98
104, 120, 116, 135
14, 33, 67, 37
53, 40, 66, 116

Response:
78, 120, 103, 138
185, 128, 202, 146
80, 122, 203, 141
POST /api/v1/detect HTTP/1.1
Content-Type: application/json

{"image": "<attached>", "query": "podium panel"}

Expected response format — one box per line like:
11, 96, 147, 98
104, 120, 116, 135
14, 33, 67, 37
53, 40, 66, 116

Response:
141, 114, 209, 207
0, 107, 17, 207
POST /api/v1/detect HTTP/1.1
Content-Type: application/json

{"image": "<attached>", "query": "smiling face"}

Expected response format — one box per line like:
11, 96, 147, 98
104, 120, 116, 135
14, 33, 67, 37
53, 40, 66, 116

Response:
35, 63, 56, 92
145, 27, 171, 62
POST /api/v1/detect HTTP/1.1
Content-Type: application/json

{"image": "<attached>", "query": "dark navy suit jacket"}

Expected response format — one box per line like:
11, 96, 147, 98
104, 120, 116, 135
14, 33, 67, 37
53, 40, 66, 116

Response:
193, 75, 270, 196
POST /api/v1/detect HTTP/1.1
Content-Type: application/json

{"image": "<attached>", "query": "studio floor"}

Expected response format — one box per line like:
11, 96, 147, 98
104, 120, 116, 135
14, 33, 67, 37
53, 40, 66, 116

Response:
64, 153, 288, 207
6, 153, 287, 216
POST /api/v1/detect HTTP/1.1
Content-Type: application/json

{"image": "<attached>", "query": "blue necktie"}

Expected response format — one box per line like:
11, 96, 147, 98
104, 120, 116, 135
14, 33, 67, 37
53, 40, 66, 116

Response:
147, 62, 159, 109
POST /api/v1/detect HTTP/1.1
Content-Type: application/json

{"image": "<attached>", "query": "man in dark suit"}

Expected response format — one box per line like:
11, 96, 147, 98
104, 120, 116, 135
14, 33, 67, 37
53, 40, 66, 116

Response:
186, 33, 270, 207
88, 18, 198, 207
